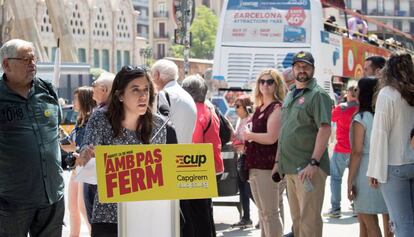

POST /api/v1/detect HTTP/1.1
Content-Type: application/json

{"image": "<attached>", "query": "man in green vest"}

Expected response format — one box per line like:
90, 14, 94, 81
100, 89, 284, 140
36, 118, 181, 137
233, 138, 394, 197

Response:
273, 51, 333, 237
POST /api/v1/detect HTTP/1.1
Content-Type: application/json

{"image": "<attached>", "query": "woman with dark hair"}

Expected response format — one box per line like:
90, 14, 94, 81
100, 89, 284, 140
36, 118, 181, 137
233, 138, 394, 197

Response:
347, 78, 389, 237
61, 86, 96, 236
78, 66, 167, 237
367, 51, 414, 237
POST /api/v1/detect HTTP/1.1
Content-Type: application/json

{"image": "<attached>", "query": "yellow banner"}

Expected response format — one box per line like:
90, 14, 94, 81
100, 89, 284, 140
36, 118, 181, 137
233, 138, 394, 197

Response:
95, 144, 218, 203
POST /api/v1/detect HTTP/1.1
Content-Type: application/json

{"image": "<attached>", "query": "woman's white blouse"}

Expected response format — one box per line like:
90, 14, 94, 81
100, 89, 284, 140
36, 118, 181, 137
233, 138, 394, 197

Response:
367, 86, 414, 183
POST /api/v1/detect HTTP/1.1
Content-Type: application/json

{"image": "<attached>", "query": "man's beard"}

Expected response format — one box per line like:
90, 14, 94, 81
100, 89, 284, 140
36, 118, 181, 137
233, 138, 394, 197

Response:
296, 72, 312, 83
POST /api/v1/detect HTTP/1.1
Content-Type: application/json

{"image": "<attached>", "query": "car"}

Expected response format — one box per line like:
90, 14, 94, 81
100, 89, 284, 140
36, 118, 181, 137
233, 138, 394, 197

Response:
60, 105, 78, 135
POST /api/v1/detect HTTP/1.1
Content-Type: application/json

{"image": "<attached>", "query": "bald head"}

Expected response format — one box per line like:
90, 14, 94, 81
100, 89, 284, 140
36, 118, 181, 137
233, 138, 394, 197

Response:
92, 72, 115, 105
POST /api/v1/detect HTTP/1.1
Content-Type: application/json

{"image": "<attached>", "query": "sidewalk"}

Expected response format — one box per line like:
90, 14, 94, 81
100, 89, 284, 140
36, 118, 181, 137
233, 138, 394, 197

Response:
213, 169, 388, 237
62, 170, 386, 237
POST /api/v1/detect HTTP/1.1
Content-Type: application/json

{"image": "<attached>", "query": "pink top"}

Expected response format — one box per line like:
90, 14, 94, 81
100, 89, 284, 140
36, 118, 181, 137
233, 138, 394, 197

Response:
245, 102, 280, 170
192, 102, 224, 174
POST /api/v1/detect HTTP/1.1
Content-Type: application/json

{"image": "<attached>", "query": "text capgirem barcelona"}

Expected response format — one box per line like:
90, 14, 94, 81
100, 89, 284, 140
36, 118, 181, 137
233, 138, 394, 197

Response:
104, 148, 164, 198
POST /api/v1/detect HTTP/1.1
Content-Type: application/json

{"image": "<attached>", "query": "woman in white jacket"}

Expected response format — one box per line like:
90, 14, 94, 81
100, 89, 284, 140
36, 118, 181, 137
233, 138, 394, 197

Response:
367, 51, 414, 237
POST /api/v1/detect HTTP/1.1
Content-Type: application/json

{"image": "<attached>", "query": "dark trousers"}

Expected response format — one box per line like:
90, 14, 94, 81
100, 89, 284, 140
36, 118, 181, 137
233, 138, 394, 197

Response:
91, 223, 117, 237
180, 198, 216, 237
0, 198, 64, 237
238, 177, 254, 220
83, 183, 97, 224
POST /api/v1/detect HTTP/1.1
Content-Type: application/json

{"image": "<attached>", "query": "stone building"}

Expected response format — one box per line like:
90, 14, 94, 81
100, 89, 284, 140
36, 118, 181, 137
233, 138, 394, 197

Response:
2, 0, 145, 73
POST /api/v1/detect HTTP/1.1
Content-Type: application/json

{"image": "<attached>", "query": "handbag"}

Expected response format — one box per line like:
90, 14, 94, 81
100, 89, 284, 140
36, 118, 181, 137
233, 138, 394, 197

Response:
237, 153, 248, 182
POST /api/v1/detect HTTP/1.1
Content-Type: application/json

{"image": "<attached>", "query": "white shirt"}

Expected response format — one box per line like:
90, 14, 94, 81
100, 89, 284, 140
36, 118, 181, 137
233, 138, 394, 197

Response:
158, 80, 197, 144
367, 86, 414, 183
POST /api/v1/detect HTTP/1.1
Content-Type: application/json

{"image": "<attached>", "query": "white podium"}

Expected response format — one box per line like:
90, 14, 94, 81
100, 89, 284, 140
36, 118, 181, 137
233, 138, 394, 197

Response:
118, 200, 179, 237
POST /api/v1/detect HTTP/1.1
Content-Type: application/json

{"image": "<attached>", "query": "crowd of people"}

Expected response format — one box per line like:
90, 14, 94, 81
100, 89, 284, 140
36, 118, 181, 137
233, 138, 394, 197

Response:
0, 37, 413, 237
323, 10, 409, 51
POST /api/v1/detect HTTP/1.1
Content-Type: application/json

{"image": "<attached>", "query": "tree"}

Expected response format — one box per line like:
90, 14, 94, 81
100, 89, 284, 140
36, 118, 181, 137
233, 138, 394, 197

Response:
172, 5, 218, 59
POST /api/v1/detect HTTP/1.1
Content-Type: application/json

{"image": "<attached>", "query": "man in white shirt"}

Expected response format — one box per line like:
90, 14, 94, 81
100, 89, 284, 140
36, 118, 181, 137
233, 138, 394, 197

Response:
151, 59, 198, 236
151, 59, 197, 143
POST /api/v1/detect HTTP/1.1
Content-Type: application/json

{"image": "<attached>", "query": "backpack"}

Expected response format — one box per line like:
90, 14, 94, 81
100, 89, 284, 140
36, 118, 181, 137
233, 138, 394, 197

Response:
204, 106, 233, 146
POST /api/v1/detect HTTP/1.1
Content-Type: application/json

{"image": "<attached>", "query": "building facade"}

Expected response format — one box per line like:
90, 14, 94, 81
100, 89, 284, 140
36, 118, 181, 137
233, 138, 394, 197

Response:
3, 0, 146, 73
149, 0, 224, 59
132, 0, 149, 38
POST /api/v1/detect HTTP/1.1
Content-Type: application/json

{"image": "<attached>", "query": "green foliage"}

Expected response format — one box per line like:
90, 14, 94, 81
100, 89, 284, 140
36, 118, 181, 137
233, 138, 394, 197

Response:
90, 68, 108, 80
171, 5, 218, 59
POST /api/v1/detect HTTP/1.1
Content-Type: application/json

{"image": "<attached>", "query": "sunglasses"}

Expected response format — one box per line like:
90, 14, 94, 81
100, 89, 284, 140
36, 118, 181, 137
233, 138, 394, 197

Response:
259, 79, 275, 86
121, 65, 148, 74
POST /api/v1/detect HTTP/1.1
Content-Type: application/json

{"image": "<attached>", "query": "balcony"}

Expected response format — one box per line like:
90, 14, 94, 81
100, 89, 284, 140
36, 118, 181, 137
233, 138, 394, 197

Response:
154, 32, 170, 39
153, 11, 169, 18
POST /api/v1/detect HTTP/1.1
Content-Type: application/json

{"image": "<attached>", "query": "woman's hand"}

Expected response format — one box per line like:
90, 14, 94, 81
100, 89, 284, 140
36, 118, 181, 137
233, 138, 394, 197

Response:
271, 163, 279, 176
78, 144, 94, 166
347, 183, 356, 201
232, 144, 245, 153
368, 177, 380, 189
242, 129, 252, 142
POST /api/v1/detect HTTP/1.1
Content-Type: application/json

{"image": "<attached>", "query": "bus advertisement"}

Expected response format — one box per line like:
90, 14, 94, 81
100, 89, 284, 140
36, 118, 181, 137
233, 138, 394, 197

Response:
211, 0, 412, 117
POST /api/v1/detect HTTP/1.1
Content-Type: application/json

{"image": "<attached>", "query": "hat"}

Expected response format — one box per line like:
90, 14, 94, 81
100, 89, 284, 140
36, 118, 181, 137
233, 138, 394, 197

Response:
292, 51, 314, 67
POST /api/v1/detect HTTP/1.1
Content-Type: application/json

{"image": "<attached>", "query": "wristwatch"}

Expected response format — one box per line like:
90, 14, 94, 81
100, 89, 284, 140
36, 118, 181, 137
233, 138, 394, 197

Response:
310, 158, 320, 167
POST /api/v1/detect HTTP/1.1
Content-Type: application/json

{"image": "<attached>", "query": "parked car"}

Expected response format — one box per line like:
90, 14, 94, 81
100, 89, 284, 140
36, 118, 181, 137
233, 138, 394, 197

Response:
60, 105, 78, 135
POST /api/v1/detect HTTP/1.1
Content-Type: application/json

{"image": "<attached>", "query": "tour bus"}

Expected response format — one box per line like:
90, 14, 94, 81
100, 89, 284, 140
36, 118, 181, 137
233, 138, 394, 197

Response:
211, 0, 413, 105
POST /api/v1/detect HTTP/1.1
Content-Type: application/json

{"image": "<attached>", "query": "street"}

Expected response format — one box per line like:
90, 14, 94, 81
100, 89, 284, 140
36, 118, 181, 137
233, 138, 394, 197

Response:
62, 168, 386, 237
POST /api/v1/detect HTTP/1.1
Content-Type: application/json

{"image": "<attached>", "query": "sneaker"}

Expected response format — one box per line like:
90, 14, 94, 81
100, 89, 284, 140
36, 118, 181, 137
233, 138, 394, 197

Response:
231, 219, 253, 228
323, 208, 341, 218
284, 232, 294, 237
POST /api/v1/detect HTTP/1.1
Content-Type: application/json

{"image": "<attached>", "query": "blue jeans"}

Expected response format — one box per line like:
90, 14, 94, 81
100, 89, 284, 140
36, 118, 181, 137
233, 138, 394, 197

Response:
330, 152, 350, 210
238, 174, 254, 220
381, 164, 414, 237
0, 198, 64, 237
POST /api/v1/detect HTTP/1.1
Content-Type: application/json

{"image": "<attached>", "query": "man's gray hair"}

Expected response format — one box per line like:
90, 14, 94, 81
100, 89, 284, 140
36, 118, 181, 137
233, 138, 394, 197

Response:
151, 59, 179, 82
0, 39, 35, 62
181, 74, 208, 103
95, 72, 115, 91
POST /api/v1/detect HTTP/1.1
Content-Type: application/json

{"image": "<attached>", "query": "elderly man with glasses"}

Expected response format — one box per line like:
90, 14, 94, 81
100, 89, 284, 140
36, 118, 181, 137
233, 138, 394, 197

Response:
0, 39, 64, 237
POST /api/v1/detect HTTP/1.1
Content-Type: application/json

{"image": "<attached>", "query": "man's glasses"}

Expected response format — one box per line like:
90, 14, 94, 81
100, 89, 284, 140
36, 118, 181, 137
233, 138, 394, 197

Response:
259, 79, 275, 86
7, 56, 38, 65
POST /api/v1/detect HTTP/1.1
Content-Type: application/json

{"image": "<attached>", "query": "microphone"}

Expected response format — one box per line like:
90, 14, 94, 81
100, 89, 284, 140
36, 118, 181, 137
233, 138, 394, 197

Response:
151, 104, 172, 143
